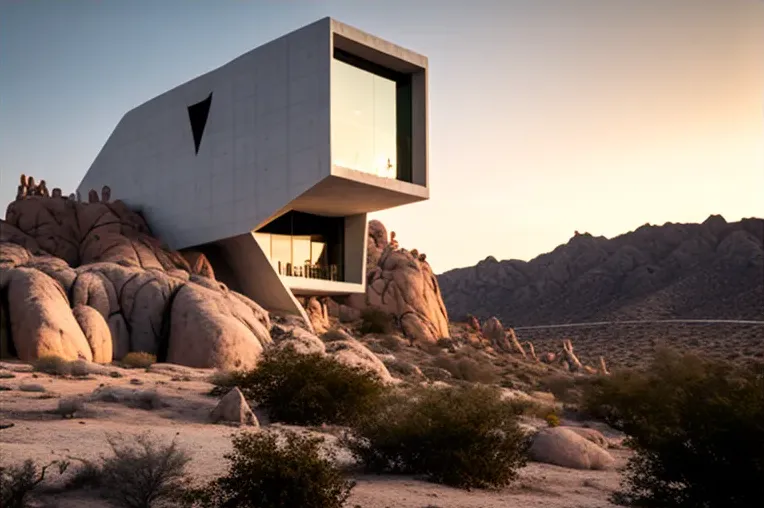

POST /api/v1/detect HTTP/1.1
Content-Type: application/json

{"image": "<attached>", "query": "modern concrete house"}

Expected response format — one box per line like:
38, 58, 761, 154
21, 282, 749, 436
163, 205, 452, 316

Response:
77, 17, 429, 324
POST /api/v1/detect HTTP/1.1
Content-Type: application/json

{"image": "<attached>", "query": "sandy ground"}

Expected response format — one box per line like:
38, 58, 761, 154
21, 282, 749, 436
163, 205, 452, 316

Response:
0, 360, 628, 508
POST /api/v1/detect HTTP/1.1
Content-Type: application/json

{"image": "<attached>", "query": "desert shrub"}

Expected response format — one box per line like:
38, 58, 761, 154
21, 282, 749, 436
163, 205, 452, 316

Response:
131, 390, 164, 410
65, 458, 103, 490
544, 412, 560, 427
321, 328, 349, 342
538, 374, 586, 405
345, 384, 529, 489
69, 360, 92, 377
120, 352, 157, 369
504, 397, 556, 420
436, 337, 454, 349
583, 348, 764, 508
233, 347, 385, 425
56, 397, 85, 418
432, 355, 498, 384
365, 340, 392, 355
384, 358, 420, 377
359, 308, 394, 335
185, 430, 354, 508
32, 355, 72, 376
1, 459, 69, 508
379, 333, 403, 351
99, 432, 191, 508
208, 370, 238, 388
18, 383, 46, 393
420, 365, 453, 381
421, 341, 445, 356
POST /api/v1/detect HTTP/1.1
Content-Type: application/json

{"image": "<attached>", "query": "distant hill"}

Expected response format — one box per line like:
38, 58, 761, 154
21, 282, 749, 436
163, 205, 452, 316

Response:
437, 215, 764, 326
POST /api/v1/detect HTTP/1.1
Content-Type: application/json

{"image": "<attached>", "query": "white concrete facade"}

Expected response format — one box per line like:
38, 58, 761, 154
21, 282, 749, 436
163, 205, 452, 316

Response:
77, 17, 429, 321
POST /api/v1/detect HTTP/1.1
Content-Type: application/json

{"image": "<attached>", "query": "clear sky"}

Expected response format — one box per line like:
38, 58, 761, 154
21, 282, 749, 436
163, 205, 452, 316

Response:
1, 0, 762, 274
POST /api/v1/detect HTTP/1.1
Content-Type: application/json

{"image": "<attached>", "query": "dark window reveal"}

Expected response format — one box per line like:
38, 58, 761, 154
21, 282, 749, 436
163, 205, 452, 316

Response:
187, 93, 212, 155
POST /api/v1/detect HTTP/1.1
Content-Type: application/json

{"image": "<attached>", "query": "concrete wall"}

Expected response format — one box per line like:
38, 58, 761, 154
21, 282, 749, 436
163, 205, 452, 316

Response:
344, 213, 368, 285
78, 18, 333, 250
76, 17, 430, 317
411, 70, 428, 187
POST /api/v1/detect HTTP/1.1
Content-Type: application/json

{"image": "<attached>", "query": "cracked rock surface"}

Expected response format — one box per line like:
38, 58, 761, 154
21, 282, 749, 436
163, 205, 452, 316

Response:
1, 196, 271, 369
337, 220, 450, 343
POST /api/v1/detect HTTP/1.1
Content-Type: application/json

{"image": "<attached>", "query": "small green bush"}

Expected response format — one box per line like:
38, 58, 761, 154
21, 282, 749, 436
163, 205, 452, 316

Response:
544, 413, 560, 427
345, 385, 529, 489
120, 352, 157, 369
359, 308, 394, 335
185, 430, 354, 508
233, 347, 385, 425
32, 355, 72, 376
583, 348, 764, 508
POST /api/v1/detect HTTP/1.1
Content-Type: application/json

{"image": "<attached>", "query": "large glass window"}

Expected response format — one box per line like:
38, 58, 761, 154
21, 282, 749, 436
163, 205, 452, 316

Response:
331, 58, 398, 179
254, 212, 344, 281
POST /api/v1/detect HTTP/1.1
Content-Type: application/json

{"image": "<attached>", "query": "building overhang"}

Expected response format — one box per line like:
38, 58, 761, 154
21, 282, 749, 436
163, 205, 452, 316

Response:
285, 174, 428, 218
284, 277, 365, 296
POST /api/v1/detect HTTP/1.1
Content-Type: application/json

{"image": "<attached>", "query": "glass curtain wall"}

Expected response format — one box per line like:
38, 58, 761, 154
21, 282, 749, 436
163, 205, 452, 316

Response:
254, 212, 344, 281
331, 55, 398, 179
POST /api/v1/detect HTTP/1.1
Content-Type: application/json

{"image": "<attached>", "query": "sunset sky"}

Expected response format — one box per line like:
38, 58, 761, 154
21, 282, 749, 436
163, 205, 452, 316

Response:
1, 0, 762, 274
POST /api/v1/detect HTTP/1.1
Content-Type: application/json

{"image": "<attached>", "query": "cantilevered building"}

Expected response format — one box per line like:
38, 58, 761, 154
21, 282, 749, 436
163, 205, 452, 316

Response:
77, 17, 429, 323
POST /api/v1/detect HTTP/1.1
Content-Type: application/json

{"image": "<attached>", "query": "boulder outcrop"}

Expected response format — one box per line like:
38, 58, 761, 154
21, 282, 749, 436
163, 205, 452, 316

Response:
271, 320, 394, 382
1, 187, 271, 370
529, 427, 615, 470
336, 220, 450, 343
210, 387, 258, 426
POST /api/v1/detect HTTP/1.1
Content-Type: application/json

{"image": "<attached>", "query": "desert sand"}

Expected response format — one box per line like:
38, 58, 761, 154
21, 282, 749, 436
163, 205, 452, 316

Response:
0, 360, 628, 508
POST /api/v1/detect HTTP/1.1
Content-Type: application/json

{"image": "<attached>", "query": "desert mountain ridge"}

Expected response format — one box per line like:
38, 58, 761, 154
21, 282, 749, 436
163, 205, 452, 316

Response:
437, 214, 764, 326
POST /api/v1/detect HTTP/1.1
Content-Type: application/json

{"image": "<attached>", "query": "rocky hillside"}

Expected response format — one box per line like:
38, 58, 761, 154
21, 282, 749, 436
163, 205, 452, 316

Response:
438, 215, 764, 326
1, 175, 452, 374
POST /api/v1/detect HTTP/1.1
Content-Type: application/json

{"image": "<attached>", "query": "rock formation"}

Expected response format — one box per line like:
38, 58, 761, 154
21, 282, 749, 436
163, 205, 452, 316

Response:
529, 427, 615, 470
270, 320, 393, 382
1, 180, 271, 370
302, 296, 330, 335
333, 220, 450, 343
439, 215, 764, 325
210, 387, 258, 426
479, 316, 527, 356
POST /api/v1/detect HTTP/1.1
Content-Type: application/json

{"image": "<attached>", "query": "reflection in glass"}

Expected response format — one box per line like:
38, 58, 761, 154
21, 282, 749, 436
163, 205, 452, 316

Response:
331, 59, 397, 179
271, 235, 292, 275
291, 236, 311, 278
254, 212, 344, 281
311, 241, 326, 265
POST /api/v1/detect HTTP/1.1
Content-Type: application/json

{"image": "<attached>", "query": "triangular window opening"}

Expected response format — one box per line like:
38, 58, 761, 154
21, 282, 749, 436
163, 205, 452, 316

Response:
188, 93, 213, 155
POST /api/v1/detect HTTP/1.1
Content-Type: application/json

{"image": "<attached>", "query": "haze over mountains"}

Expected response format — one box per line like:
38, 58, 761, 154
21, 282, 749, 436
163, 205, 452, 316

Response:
437, 215, 764, 327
